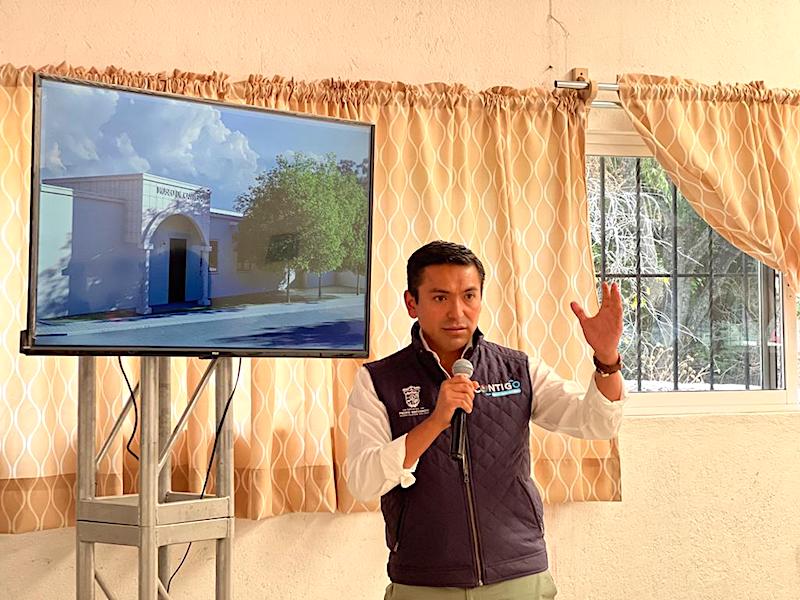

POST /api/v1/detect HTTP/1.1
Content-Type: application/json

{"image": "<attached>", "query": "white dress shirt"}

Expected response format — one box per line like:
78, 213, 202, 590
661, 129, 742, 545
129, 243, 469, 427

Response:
344, 333, 626, 502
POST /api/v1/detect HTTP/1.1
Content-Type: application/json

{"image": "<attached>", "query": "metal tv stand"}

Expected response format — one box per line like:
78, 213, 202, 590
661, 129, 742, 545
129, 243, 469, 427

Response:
76, 356, 234, 600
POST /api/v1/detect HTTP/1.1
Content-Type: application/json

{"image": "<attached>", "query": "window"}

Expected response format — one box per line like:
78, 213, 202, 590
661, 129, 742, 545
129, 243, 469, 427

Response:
236, 253, 253, 272
209, 240, 219, 272
587, 156, 784, 394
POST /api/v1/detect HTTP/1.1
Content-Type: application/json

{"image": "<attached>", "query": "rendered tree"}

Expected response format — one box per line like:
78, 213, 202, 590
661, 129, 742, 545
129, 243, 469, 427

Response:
235, 152, 364, 301
337, 158, 369, 295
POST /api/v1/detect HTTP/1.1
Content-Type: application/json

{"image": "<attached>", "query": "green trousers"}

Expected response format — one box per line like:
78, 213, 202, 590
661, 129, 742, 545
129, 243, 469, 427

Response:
384, 571, 557, 600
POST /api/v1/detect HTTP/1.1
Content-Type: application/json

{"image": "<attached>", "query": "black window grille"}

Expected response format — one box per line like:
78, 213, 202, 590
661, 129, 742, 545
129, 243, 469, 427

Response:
587, 156, 784, 392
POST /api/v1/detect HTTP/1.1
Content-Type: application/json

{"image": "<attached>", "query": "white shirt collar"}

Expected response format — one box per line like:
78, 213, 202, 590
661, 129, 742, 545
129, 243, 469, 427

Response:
418, 327, 474, 376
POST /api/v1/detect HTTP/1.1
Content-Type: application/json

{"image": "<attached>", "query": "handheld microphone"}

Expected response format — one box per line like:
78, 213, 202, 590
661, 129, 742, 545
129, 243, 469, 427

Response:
450, 358, 474, 461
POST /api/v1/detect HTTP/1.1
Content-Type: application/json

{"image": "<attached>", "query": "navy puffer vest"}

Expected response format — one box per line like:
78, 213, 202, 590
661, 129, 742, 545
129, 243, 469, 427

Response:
365, 323, 547, 588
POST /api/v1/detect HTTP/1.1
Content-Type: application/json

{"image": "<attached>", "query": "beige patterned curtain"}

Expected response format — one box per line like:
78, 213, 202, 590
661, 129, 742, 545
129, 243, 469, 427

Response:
0, 64, 620, 534
618, 73, 800, 292
230, 77, 620, 508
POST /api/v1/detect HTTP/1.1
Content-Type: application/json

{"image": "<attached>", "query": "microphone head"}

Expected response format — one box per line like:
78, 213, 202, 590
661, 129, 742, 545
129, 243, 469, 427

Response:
452, 358, 474, 378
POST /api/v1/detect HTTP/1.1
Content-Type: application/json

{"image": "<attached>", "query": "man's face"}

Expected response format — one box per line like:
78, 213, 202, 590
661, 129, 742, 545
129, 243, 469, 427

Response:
404, 264, 482, 360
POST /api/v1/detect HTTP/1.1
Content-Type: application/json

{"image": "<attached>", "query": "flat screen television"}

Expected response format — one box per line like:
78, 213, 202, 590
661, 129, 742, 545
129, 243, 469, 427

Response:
20, 75, 374, 358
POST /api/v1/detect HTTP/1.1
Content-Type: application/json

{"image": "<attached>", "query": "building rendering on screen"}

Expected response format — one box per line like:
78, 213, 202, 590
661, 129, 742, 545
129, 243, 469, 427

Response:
36, 173, 341, 319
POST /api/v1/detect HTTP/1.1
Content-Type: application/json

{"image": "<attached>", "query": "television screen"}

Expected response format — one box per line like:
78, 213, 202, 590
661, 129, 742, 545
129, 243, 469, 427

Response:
21, 75, 374, 358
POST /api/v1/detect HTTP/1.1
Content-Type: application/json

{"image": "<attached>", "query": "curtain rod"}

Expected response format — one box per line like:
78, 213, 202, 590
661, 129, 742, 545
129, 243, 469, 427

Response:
554, 79, 621, 108
554, 80, 619, 92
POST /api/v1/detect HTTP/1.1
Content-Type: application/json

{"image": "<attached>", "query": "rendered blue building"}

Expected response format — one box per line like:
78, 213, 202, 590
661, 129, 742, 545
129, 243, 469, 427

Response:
37, 173, 296, 319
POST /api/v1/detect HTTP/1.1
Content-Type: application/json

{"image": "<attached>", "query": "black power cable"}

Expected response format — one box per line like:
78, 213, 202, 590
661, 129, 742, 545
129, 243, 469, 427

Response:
167, 357, 242, 593
117, 356, 140, 462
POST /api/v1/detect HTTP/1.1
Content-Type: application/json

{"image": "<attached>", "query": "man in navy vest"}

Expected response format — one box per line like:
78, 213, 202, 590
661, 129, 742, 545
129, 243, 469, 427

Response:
346, 241, 625, 599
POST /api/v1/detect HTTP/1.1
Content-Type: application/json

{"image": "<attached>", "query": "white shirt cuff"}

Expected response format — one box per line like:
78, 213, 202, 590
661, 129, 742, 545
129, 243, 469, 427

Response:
380, 434, 419, 489
587, 374, 628, 408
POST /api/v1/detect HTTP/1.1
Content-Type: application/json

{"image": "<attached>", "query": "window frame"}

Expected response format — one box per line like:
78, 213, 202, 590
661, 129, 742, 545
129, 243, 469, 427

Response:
587, 129, 799, 416
209, 239, 219, 273
236, 252, 253, 272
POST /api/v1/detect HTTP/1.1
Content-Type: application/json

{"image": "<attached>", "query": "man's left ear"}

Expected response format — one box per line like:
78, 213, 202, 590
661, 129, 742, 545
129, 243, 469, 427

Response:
404, 290, 418, 318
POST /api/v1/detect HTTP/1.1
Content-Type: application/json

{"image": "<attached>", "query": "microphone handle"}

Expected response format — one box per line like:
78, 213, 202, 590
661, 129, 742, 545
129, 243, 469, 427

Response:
450, 408, 466, 461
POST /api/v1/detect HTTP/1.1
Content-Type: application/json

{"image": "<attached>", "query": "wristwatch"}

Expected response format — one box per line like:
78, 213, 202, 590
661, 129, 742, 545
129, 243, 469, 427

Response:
593, 353, 622, 377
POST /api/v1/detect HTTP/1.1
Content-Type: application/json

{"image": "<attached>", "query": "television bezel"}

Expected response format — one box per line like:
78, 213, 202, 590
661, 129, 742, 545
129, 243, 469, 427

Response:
20, 73, 375, 359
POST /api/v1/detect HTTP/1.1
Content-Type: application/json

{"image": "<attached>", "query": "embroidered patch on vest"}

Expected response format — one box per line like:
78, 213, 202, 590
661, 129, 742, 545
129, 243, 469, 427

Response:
399, 385, 430, 417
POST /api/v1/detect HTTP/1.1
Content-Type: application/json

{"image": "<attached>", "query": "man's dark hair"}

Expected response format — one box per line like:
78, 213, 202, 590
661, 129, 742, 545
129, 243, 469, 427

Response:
406, 240, 486, 301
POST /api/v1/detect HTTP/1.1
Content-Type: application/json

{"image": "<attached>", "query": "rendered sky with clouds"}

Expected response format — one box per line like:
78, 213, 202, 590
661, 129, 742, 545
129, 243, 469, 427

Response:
39, 79, 372, 211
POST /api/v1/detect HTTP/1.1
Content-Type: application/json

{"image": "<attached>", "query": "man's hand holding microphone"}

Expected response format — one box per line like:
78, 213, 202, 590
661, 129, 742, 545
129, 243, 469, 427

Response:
429, 364, 479, 430
402, 359, 479, 469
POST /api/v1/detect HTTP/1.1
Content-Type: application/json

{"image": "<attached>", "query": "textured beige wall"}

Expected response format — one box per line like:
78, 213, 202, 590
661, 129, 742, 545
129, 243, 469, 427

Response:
2, 0, 799, 88
3, 415, 800, 599
2, 1, 800, 599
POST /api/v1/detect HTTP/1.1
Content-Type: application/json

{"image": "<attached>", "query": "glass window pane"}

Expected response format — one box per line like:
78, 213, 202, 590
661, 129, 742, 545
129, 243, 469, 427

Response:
639, 158, 673, 275
762, 269, 784, 390
712, 231, 745, 274
711, 275, 748, 388
601, 157, 639, 275
677, 194, 709, 274
747, 273, 762, 389
745, 253, 759, 274
639, 277, 674, 391
677, 276, 711, 390
586, 156, 603, 275
604, 277, 638, 392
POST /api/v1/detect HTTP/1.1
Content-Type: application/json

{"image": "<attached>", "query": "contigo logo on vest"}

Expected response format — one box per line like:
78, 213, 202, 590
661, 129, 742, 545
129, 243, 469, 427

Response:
479, 379, 522, 397
399, 385, 430, 417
